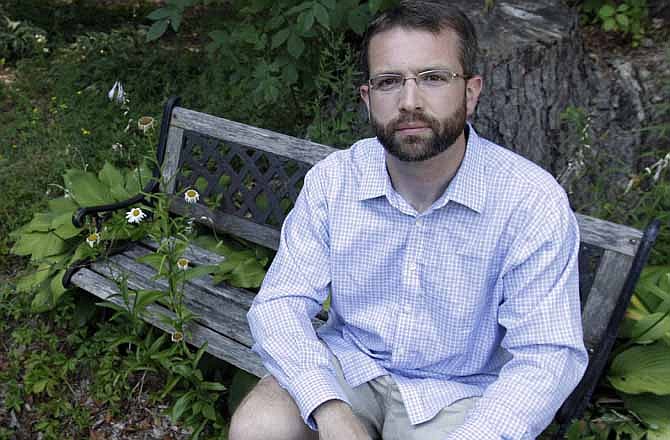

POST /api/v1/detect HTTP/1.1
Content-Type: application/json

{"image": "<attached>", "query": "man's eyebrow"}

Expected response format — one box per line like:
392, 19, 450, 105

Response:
371, 65, 456, 75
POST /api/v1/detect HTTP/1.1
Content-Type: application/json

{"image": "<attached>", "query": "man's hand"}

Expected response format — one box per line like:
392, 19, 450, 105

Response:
313, 400, 372, 440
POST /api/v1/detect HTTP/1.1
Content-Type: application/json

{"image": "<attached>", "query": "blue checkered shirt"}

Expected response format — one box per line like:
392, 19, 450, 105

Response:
248, 126, 588, 439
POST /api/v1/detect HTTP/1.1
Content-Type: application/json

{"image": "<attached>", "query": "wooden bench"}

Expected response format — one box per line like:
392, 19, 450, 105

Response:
63, 97, 660, 437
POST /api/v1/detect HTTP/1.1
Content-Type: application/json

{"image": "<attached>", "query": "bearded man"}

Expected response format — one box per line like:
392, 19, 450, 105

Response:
229, 2, 588, 439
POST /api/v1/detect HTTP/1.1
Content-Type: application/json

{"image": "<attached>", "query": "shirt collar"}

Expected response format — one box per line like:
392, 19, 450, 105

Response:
357, 124, 487, 214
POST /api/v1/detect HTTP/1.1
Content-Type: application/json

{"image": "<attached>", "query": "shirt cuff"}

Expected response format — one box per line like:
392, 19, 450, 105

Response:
444, 411, 529, 440
288, 367, 350, 431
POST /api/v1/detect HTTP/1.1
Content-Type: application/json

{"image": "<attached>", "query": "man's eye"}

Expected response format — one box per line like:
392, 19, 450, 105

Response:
376, 77, 401, 89
422, 73, 449, 83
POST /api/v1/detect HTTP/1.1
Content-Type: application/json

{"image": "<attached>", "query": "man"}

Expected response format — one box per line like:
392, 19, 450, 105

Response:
229, 2, 588, 439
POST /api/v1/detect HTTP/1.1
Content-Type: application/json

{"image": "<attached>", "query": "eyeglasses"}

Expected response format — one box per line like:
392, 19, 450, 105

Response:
368, 69, 470, 93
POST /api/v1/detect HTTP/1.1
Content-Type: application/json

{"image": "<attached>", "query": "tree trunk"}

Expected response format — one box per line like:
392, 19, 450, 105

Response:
457, 0, 641, 184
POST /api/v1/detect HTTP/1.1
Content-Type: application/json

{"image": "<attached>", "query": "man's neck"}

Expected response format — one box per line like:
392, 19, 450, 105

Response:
385, 132, 466, 213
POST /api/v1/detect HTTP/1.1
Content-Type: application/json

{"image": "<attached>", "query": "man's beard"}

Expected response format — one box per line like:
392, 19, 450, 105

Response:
371, 94, 467, 162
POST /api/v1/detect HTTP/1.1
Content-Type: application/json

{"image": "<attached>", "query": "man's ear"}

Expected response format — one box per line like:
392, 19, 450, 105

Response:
360, 84, 371, 116
465, 75, 483, 118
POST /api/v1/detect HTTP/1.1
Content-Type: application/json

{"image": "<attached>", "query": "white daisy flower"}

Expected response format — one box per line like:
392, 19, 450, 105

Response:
86, 232, 100, 248
184, 189, 200, 204
176, 258, 189, 271
171, 331, 184, 343
126, 207, 147, 224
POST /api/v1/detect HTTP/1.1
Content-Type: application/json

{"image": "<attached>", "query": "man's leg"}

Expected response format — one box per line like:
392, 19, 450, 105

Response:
228, 375, 318, 440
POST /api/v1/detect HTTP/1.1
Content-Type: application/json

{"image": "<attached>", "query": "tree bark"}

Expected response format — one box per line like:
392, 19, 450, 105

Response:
455, 0, 641, 184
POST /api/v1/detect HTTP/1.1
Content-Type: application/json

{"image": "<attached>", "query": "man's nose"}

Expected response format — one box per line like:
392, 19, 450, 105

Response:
398, 78, 423, 112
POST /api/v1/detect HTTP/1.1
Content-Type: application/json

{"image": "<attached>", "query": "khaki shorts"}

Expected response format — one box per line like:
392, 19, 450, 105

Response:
327, 351, 478, 440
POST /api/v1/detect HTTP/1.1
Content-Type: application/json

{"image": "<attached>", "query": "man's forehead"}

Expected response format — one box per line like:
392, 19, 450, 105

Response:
367, 26, 461, 73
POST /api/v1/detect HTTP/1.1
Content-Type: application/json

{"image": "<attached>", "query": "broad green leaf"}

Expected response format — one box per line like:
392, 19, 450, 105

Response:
183, 264, 218, 281
214, 252, 267, 288
298, 10, 315, 33
271, 28, 291, 49
99, 162, 125, 191
147, 7, 173, 20
52, 212, 82, 239
125, 164, 154, 193
16, 264, 54, 292
64, 170, 114, 206
287, 33, 305, 59
32, 379, 49, 394
623, 393, 670, 439
630, 312, 670, 344
146, 19, 169, 42
12, 232, 67, 260
313, 3, 330, 29
609, 343, 670, 394
48, 197, 79, 214
22, 213, 57, 233
49, 269, 68, 303
31, 287, 53, 312
170, 12, 182, 32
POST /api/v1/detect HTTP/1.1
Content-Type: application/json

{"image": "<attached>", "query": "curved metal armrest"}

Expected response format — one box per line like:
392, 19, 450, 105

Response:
72, 179, 159, 228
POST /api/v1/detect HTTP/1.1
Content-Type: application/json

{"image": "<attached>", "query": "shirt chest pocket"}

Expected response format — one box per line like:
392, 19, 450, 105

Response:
421, 234, 494, 331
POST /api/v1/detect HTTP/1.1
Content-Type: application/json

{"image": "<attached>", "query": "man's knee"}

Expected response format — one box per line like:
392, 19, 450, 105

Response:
228, 375, 317, 440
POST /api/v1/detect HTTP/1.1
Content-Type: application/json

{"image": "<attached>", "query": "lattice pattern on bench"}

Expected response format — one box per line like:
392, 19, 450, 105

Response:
174, 130, 310, 229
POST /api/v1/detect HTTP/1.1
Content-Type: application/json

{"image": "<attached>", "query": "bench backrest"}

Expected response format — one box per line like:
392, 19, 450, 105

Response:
157, 98, 658, 428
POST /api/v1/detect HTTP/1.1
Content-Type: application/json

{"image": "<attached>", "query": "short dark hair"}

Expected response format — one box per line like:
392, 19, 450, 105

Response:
360, 1, 479, 80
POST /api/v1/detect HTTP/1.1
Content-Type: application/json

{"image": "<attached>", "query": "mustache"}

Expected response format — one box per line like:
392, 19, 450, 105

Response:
392, 112, 438, 128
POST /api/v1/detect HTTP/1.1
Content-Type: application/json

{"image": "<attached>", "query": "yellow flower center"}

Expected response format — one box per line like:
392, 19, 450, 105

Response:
87, 233, 98, 241
186, 190, 197, 197
132, 209, 140, 216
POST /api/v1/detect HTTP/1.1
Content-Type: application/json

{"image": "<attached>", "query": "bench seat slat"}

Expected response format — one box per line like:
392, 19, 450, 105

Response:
142, 239, 226, 267
70, 267, 268, 377
89, 250, 256, 347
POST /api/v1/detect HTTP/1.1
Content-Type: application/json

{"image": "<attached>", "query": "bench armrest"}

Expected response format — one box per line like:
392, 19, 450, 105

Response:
71, 179, 159, 228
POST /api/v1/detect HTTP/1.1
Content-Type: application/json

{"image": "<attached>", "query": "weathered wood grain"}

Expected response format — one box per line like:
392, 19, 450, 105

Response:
580, 249, 634, 350
70, 268, 268, 377
169, 197, 281, 251
142, 238, 226, 266
89, 252, 255, 346
171, 107, 337, 165
162, 126, 185, 195
576, 214, 643, 257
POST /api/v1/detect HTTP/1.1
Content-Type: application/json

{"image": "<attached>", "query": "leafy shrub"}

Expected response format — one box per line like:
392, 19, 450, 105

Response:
579, 0, 648, 46
0, 14, 48, 62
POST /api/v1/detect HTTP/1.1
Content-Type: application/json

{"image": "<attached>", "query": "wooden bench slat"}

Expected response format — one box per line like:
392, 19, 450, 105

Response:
580, 249, 634, 350
169, 197, 281, 251
162, 125, 186, 195
142, 239, 226, 266
171, 107, 335, 166
575, 213, 642, 257
70, 268, 268, 377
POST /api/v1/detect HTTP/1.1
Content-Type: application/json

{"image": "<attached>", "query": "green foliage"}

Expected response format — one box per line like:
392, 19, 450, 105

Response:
0, 13, 48, 63
580, 0, 648, 46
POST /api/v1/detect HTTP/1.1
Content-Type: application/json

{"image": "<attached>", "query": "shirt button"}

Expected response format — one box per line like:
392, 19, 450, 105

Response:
415, 218, 423, 226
